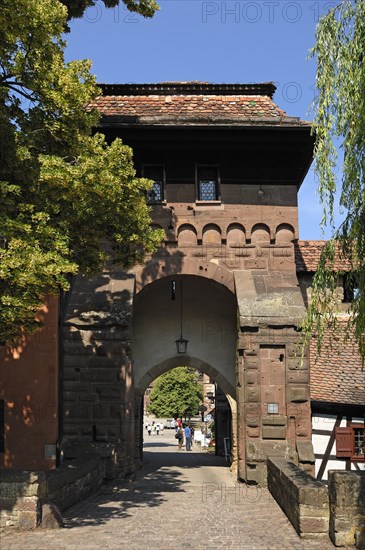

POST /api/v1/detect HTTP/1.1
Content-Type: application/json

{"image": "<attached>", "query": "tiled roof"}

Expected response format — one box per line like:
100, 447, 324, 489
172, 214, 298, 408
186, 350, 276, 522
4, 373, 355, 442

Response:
295, 240, 351, 272
89, 82, 310, 127
310, 320, 365, 405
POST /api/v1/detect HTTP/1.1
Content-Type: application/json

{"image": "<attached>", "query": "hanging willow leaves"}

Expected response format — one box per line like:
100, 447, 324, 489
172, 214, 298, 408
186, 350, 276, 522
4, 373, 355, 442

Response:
302, 0, 365, 362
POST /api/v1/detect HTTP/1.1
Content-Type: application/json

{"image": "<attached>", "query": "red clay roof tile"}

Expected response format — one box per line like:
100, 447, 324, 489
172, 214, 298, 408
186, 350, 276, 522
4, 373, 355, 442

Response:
310, 320, 365, 405
295, 240, 352, 272
89, 82, 310, 127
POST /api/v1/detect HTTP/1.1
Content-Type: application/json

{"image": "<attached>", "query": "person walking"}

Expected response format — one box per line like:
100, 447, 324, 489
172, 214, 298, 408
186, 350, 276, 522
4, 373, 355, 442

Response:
184, 423, 192, 451
190, 425, 195, 448
147, 423, 151, 436
176, 426, 184, 450
156, 423, 160, 436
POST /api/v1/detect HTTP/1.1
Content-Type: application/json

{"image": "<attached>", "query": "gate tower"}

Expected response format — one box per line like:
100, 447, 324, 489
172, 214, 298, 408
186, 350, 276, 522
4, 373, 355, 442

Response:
62, 82, 315, 484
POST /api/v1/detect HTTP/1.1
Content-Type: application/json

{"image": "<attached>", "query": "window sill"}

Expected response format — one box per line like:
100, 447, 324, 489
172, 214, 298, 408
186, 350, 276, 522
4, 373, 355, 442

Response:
195, 200, 222, 206
147, 200, 167, 206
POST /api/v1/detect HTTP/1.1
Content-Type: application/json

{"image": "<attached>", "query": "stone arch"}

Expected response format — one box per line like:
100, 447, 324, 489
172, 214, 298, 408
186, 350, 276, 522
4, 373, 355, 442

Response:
275, 223, 295, 243
251, 223, 270, 244
132, 275, 237, 401
227, 223, 246, 246
135, 354, 238, 468
134, 257, 235, 294
136, 355, 235, 398
177, 223, 198, 246
202, 223, 222, 245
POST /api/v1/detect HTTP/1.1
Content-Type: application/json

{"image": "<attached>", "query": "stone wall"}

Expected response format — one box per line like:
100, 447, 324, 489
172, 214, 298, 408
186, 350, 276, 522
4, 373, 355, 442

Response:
328, 470, 365, 549
267, 457, 329, 539
0, 454, 112, 530
62, 266, 136, 478
62, 323, 135, 476
237, 324, 313, 486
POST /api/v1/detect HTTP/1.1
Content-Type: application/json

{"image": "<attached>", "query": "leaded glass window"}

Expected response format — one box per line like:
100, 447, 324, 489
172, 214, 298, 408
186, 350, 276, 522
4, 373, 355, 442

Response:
147, 181, 163, 202
144, 165, 164, 202
198, 166, 219, 201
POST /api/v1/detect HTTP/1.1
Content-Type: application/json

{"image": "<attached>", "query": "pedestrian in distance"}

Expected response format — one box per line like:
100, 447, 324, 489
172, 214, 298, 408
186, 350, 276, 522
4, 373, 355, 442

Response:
184, 423, 192, 451
147, 423, 151, 436
156, 423, 160, 435
190, 425, 195, 448
176, 426, 184, 450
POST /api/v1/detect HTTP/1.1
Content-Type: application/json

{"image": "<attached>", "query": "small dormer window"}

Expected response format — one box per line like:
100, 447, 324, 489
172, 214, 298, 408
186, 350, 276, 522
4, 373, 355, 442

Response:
197, 165, 219, 201
143, 165, 164, 202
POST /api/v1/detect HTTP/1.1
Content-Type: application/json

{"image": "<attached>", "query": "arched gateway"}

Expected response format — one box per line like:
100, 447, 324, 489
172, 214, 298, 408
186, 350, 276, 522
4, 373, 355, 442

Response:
62, 82, 315, 485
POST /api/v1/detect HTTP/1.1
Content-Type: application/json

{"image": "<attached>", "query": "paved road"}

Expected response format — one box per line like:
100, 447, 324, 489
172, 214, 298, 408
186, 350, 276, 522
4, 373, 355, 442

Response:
1, 430, 336, 550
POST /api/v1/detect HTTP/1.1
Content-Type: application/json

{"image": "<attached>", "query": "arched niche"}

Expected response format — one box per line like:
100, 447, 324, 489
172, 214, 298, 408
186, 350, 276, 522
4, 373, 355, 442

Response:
227, 223, 246, 247
251, 223, 270, 244
177, 223, 198, 246
202, 223, 221, 245
275, 223, 295, 244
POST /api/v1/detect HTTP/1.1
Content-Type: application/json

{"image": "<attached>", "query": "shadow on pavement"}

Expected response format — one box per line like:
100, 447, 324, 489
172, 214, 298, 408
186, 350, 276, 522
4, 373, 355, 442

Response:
63, 438, 228, 528
142, 441, 176, 448
63, 463, 187, 528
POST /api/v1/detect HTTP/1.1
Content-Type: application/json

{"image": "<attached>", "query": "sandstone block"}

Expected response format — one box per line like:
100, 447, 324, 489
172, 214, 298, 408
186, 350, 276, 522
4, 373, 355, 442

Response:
42, 503, 64, 528
245, 371, 257, 384
18, 511, 38, 530
299, 515, 328, 534
245, 387, 260, 402
287, 385, 309, 403
246, 426, 260, 438
262, 425, 286, 439
246, 414, 260, 427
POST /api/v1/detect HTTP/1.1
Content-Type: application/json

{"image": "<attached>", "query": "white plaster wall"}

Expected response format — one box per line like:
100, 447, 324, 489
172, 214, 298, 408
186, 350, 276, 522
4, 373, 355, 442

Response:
312, 413, 365, 481
132, 275, 237, 396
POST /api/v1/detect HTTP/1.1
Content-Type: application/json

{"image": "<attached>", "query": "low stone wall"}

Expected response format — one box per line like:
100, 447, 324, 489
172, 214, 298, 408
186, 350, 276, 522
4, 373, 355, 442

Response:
328, 470, 365, 549
0, 453, 112, 530
0, 471, 43, 530
267, 457, 329, 539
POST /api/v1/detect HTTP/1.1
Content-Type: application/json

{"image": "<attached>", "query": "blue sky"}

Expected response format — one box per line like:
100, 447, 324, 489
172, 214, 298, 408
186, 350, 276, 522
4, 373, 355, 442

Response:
65, 0, 342, 240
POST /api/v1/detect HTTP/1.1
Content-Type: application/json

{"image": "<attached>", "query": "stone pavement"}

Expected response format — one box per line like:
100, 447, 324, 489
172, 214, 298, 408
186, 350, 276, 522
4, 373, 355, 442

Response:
1, 430, 337, 550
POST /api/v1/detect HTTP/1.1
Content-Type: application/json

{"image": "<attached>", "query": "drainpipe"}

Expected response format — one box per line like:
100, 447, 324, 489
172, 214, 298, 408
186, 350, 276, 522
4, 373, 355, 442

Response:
56, 275, 75, 466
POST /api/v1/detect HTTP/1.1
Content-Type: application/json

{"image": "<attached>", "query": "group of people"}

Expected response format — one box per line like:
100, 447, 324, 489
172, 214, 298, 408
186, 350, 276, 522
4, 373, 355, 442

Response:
145, 420, 163, 436
175, 421, 194, 451
144, 418, 195, 452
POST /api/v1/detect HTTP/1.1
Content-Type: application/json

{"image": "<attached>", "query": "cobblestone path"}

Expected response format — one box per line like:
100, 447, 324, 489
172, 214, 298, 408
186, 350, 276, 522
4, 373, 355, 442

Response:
1, 430, 337, 550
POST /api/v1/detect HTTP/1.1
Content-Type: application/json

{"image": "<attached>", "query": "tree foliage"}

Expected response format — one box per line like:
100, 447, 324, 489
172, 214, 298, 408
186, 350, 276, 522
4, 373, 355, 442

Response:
0, 0, 163, 343
148, 367, 203, 419
60, 0, 159, 20
303, 0, 365, 361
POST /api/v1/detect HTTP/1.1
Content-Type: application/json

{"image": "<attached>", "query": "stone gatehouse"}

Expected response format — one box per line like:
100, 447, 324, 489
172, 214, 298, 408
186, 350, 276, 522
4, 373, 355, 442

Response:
58, 82, 316, 485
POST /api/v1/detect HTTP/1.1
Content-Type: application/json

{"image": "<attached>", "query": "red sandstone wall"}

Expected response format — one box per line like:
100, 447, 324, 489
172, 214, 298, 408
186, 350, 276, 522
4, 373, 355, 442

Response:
0, 296, 59, 470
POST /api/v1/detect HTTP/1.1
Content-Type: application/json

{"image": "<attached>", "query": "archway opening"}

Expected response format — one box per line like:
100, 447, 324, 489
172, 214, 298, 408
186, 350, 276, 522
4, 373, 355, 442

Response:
132, 274, 237, 468
141, 365, 233, 463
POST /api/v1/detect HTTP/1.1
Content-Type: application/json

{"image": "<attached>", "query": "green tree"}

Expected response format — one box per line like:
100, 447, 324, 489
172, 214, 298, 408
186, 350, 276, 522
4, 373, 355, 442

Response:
303, 0, 365, 361
148, 367, 203, 419
0, 0, 163, 343
60, 0, 159, 20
